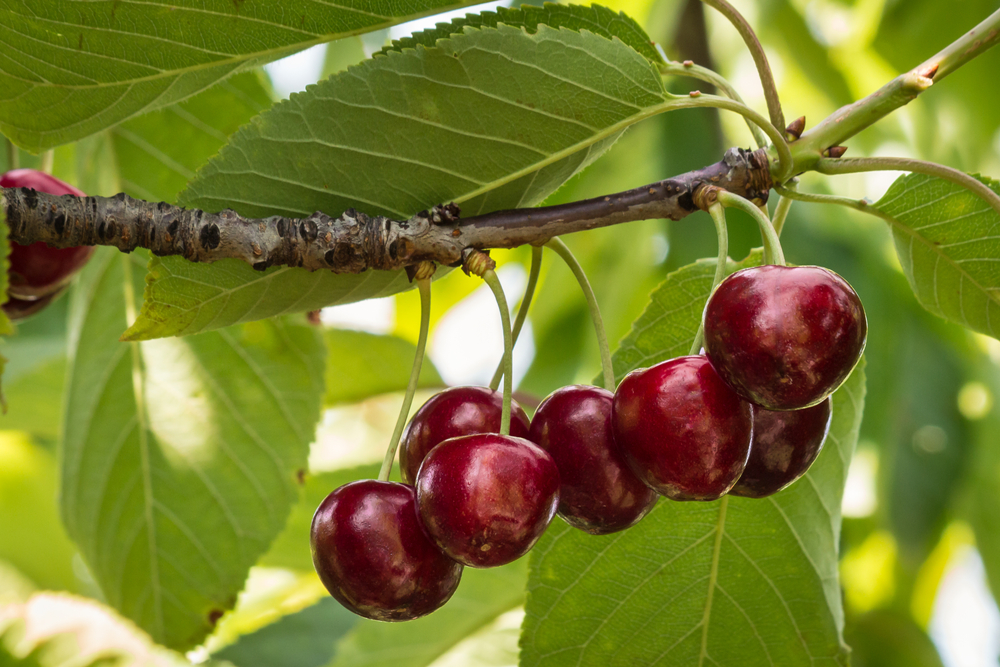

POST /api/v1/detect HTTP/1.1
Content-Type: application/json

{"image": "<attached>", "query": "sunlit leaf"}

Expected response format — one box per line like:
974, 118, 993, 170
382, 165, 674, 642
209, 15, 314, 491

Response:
0, 0, 489, 151
126, 23, 670, 340
60, 247, 325, 650
382, 3, 664, 64
874, 173, 1000, 340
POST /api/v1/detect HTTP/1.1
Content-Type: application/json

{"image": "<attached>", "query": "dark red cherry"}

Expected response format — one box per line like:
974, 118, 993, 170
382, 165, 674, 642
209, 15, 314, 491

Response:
612, 356, 753, 501
399, 386, 531, 484
703, 265, 866, 410
310, 480, 462, 621
2, 290, 61, 322
1, 170, 93, 301
528, 385, 657, 534
416, 433, 559, 567
730, 398, 832, 498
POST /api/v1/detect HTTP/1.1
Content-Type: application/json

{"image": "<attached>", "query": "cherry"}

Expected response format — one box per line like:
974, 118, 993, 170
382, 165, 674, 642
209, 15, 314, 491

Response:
416, 433, 559, 567
702, 265, 866, 411
399, 386, 531, 485
1, 170, 93, 301
730, 398, 832, 498
612, 355, 753, 501
310, 479, 462, 621
528, 385, 657, 534
2, 290, 61, 322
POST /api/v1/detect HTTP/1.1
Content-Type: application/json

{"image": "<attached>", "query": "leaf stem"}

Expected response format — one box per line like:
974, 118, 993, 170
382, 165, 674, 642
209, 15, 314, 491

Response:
689, 202, 730, 356
773, 184, 885, 220
816, 156, 1000, 218
699, 0, 786, 134
482, 269, 512, 435
717, 190, 785, 265
545, 238, 616, 392
4, 139, 17, 171
378, 277, 432, 482
489, 245, 542, 391
39, 150, 54, 175
659, 60, 769, 149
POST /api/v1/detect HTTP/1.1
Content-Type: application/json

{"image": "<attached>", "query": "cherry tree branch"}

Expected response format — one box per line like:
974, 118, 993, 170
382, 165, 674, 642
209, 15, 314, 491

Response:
1, 148, 771, 275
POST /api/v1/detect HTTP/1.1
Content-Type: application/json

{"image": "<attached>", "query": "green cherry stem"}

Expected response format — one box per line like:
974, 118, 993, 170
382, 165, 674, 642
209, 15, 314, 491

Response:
770, 182, 796, 237
482, 268, 513, 436
489, 245, 543, 391
815, 156, 1000, 218
4, 138, 17, 171
378, 276, 432, 482
689, 202, 730, 356
545, 237, 616, 393
717, 190, 786, 266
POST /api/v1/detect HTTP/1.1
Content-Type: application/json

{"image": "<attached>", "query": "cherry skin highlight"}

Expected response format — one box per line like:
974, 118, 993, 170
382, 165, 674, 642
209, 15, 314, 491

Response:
399, 386, 531, 484
703, 265, 866, 411
1, 170, 93, 301
730, 398, 832, 498
612, 355, 753, 501
416, 433, 559, 567
528, 385, 657, 534
310, 480, 462, 621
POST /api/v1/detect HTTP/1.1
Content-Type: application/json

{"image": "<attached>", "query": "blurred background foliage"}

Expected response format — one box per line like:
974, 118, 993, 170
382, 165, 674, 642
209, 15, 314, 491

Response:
2, 0, 1000, 665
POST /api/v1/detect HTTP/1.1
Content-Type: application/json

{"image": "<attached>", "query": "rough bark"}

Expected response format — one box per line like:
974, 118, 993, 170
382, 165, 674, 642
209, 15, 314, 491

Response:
2, 147, 770, 274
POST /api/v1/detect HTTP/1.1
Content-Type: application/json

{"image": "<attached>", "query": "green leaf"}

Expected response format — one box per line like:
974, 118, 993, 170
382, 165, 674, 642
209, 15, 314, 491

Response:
874, 173, 1000, 340
60, 247, 325, 650
112, 71, 275, 204
521, 361, 865, 666
328, 561, 527, 667
324, 329, 442, 406
259, 463, 381, 572
126, 24, 669, 340
213, 598, 358, 667
381, 3, 664, 65
0, 0, 490, 151
608, 250, 763, 380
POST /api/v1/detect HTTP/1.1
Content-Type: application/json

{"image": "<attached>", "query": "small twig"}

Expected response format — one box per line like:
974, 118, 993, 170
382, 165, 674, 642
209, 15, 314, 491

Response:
2, 148, 771, 274
699, 0, 786, 135
816, 156, 1000, 218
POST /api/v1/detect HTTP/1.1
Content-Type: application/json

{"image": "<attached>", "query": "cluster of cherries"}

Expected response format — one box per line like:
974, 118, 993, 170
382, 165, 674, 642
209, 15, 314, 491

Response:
310, 262, 867, 622
1, 169, 94, 321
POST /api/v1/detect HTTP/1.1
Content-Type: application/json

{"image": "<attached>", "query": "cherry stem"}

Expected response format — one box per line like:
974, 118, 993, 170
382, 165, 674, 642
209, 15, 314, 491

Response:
482, 269, 513, 436
770, 182, 796, 237
545, 237, 616, 393
689, 202, 730, 356
39, 150, 54, 175
4, 139, 16, 171
489, 245, 543, 391
378, 277, 432, 482
816, 156, 1000, 219
699, 0, 786, 135
717, 190, 785, 266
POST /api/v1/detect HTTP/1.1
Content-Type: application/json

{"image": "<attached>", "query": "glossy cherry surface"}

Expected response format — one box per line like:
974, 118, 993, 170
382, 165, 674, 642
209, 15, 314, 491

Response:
703, 265, 866, 411
1, 170, 93, 300
612, 355, 753, 501
310, 480, 462, 621
730, 397, 832, 498
400, 386, 531, 484
2, 290, 60, 322
529, 385, 657, 534
416, 433, 559, 568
